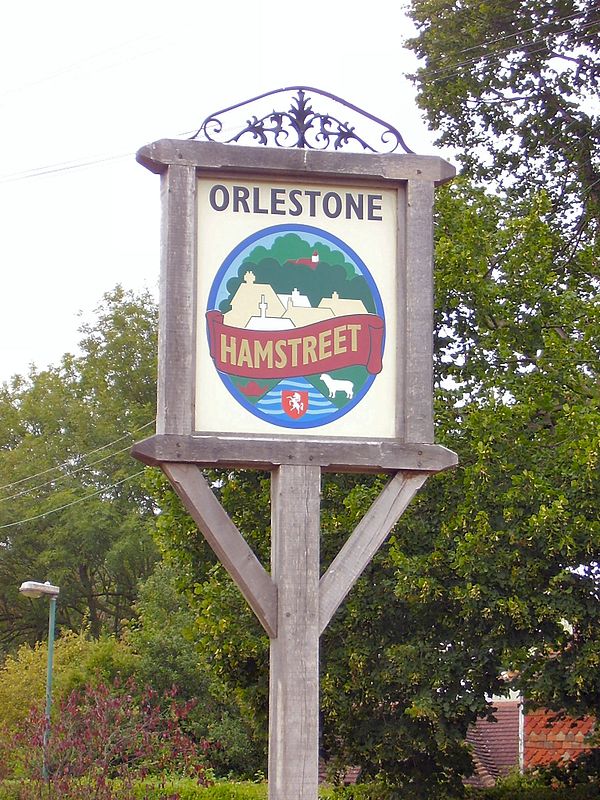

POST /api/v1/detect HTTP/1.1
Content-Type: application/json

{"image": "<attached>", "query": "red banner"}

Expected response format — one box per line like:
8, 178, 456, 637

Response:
206, 310, 384, 379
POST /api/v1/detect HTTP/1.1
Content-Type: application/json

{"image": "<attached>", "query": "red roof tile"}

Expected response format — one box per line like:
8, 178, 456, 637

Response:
524, 710, 596, 769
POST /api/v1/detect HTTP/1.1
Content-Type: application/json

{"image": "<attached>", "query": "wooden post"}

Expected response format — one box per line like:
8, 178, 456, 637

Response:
404, 179, 436, 443
157, 164, 196, 435
269, 465, 321, 800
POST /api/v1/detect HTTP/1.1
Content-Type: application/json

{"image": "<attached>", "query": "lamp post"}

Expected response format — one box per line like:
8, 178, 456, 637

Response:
19, 580, 60, 780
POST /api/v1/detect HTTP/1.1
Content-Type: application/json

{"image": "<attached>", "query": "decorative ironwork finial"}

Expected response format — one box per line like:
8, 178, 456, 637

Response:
191, 86, 414, 154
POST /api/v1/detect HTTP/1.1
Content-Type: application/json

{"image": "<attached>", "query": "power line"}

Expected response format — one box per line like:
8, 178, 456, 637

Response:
582, 174, 600, 197
0, 130, 198, 184
0, 33, 167, 103
421, 17, 598, 84
0, 152, 133, 184
418, 7, 594, 74
0, 470, 147, 531
0, 420, 154, 493
0, 441, 143, 503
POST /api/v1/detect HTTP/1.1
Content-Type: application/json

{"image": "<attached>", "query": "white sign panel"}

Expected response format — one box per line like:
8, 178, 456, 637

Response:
195, 176, 398, 437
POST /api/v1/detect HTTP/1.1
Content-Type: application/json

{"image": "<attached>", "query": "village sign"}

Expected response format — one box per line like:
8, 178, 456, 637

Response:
132, 86, 457, 800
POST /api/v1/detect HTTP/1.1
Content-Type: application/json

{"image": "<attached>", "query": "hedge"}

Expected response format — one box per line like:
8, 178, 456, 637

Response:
140, 783, 600, 800
138, 782, 600, 800
1, 781, 598, 800
0, 781, 268, 800
466, 787, 600, 800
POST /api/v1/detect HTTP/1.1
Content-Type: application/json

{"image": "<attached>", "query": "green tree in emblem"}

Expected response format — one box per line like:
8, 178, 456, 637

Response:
218, 233, 377, 314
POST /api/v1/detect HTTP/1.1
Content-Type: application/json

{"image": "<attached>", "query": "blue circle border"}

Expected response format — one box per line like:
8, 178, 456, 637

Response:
206, 224, 386, 429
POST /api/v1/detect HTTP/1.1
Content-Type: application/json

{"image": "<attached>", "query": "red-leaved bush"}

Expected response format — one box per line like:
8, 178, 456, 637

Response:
3, 678, 212, 799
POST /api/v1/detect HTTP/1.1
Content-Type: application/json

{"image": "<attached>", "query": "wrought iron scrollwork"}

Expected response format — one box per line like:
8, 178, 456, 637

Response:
191, 86, 414, 154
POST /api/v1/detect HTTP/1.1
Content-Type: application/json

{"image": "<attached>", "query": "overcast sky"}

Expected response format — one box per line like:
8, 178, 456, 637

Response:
1, 0, 450, 384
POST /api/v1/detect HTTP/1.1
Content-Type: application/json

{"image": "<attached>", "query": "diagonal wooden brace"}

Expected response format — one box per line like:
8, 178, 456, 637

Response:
319, 471, 428, 634
161, 462, 278, 639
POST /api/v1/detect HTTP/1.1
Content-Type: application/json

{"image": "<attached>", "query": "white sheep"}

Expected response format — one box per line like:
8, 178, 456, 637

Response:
320, 373, 354, 400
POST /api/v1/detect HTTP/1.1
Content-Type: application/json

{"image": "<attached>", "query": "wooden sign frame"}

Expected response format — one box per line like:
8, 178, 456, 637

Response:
133, 133, 456, 800
133, 139, 456, 471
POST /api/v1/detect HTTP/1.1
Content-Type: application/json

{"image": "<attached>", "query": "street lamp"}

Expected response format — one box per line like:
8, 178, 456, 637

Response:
19, 580, 60, 780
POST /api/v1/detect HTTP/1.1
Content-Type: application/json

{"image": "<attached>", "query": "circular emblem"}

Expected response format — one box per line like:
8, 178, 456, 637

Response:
206, 224, 385, 429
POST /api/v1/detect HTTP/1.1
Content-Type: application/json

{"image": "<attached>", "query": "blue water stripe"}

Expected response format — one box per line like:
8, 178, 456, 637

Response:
256, 407, 337, 419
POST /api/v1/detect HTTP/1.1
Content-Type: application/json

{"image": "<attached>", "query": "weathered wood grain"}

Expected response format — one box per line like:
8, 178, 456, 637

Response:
404, 179, 436, 443
269, 465, 321, 800
131, 434, 458, 473
395, 182, 408, 440
137, 139, 456, 186
161, 462, 277, 638
157, 165, 197, 434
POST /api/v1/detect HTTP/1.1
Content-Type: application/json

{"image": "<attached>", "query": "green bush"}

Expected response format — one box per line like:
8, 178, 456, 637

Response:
324, 786, 391, 799
467, 788, 600, 800
0, 566, 264, 782
0, 630, 138, 736
129, 780, 600, 800
0, 782, 17, 800
129, 564, 265, 779
138, 782, 400, 799
0, 780, 379, 800
5, 776, 599, 800
136, 782, 267, 799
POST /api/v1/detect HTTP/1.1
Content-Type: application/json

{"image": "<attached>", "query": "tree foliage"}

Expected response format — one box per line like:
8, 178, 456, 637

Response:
148, 468, 272, 770
404, 2, 599, 743
0, 567, 263, 780
128, 561, 265, 778
407, 0, 600, 237
0, 287, 159, 649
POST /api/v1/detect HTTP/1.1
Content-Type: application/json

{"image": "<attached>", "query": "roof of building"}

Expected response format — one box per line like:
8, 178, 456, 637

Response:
318, 292, 368, 316
465, 701, 520, 788
524, 710, 596, 768
223, 272, 286, 328
282, 305, 334, 328
278, 288, 312, 308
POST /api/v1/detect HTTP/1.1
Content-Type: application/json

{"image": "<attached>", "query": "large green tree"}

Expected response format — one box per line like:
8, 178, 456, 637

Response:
128, 560, 265, 778
414, 179, 599, 712
407, 0, 599, 237
0, 287, 159, 649
405, 0, 599, 719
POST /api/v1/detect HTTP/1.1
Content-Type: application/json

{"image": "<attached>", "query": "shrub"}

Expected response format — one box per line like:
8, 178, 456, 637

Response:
129, 563, 265, 779
136, 783, 268, 799
465, 771, 600, 800
2, 678, 212, 800
534, 748, 600, 787
0, 630, 138, 736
